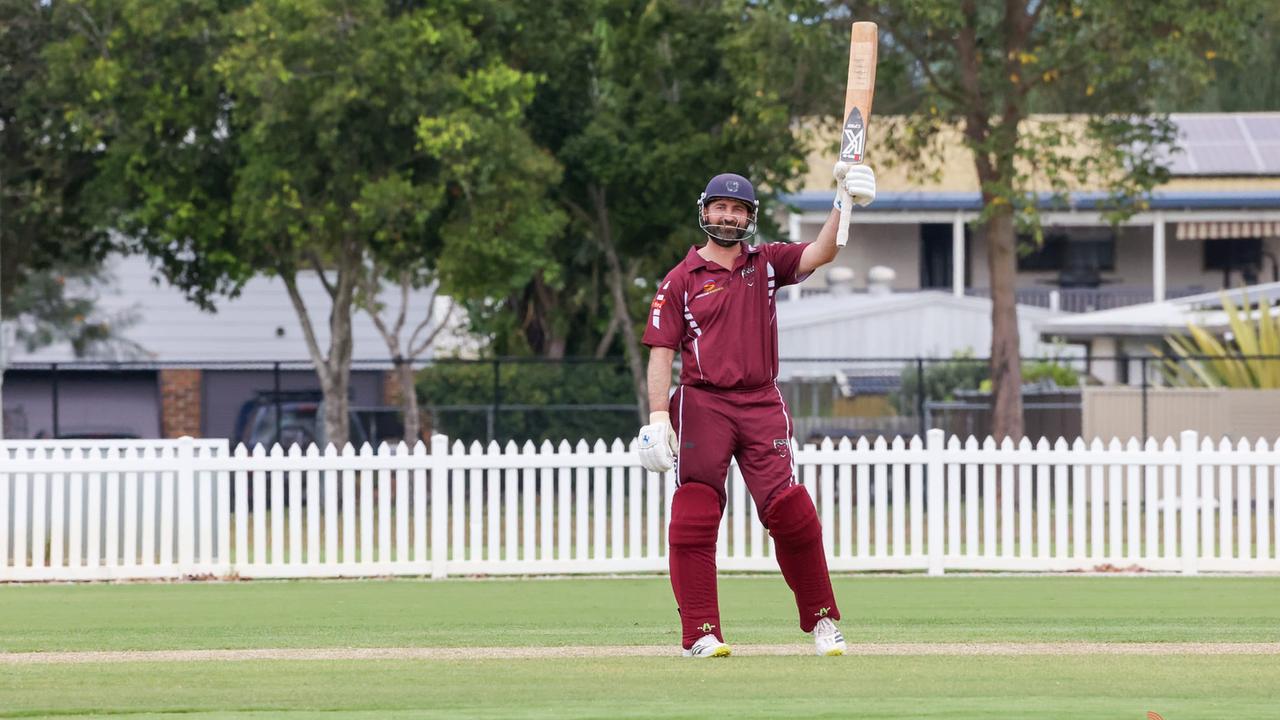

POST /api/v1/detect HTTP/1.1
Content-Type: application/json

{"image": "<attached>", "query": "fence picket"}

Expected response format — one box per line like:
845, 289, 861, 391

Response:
610, 455, 624, 561
86, 458, 102, 566
1017, 443, 1032, 560
416, 443, 429, 564
1237, 439, 1252, 561
590, 442, 608, 561
306, 445, 321, 565
538, 446, 553, 561
1165, 438, 1183, 560
380, 443, 395, 564
946, 436, 961, 557
503, 445, 517, 563
1254, 440, 1270, 562
1126, 440, 1141, 563
627, 461, 641, 560
40, 469, 55, 569
857, 438, 872, 557
341, 444, 357, 565
521, 443, 536, 561
14, 471, 29, 569
124, 454, 140, 569
891, 437, 906, 558
485, 445, 499, 562
363, 444, 378, 564
0, 468, 9, 571
820, 438, 835, 557
874, 437, 889, 557
964, 437, 979, 558
558, 442, 572, 561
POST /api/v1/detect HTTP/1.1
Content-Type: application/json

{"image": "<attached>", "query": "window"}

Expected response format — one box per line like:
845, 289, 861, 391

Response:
1017, 231, 1115, 273
1203, 238, 1262, 271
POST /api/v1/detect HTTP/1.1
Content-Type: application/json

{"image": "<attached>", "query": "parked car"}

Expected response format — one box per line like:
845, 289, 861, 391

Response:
233, 391, 406, 449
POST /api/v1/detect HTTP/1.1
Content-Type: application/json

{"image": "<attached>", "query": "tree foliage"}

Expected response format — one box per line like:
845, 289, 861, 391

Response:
41, 0, 561, 444
1, 1, 117, 351
467, 0, 844, 418
841, 0, 1261, 439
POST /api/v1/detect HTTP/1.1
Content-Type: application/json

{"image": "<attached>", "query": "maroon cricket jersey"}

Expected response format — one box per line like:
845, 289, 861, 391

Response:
642, 242, 812, 390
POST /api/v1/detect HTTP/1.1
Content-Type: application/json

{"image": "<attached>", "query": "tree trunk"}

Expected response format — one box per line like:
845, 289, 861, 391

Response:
320, 268, 354, 447
589, 184, 648, 422
282, 251, 356, 449
984, 205, 1024, 441
396, 358, 422, 443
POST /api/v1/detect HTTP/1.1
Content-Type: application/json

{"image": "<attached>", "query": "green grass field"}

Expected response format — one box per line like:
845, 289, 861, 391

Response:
3, 575, 1279, 718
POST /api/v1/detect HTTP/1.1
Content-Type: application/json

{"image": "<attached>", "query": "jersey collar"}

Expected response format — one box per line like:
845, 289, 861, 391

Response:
682, 242, 759, 272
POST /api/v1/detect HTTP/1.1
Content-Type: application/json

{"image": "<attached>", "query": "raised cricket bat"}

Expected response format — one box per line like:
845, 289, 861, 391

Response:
836, 21, 878, 247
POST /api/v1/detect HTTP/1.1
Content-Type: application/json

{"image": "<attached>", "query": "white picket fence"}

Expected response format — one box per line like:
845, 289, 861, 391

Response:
2, 430, 1279, 581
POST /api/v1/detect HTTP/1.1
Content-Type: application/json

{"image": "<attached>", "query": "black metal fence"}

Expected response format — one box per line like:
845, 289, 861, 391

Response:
5, 354, 1280, 444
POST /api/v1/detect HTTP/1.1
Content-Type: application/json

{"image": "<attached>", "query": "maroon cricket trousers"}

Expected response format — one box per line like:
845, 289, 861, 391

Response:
667, 382, 840, 648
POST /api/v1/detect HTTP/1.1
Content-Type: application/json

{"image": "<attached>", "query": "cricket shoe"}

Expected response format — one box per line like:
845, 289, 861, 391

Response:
813, 617, 846, 656
682, 634, 732, 658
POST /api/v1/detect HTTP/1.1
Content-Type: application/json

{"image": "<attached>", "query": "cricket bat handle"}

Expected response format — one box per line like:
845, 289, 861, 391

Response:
836, 189, 852, 247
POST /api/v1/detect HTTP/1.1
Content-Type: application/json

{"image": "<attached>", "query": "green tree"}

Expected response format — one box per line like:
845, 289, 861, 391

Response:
479, 0, 844, 418
843, 0, 1259, 439
1, 0, 125, 437
44, 0, 561, 445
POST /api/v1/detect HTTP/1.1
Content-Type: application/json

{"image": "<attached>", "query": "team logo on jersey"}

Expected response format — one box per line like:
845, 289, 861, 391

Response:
741, 265, 756, 287
693, 281, 724, 300
651, 297, 666, 310
774, 439, 790, 458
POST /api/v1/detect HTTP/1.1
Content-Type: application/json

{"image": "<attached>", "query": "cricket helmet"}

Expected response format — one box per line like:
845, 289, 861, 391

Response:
698, 173, 759, 244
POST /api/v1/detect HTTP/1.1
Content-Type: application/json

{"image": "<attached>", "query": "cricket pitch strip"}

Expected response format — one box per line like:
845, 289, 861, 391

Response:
4, 642, 1280, 664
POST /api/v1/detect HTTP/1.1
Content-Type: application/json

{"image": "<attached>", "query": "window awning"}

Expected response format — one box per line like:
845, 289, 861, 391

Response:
1176, 221, 1280, 240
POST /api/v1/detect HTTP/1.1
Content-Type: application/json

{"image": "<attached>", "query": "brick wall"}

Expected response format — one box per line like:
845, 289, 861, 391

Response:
160, 369, 203, 438
382, 369, 404, 405
383, 367, 431, 440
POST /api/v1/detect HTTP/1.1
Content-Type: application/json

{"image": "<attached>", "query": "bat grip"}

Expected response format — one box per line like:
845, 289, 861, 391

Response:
835, 189, 852, 247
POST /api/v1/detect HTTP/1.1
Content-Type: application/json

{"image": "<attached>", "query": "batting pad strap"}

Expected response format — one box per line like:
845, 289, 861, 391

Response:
763, 485, 822, 546
669, 483, 722, 547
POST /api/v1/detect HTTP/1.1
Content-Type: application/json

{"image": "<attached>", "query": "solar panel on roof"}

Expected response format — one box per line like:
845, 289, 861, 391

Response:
1165, 112, 1280, 175
1242, 116, 1280, 141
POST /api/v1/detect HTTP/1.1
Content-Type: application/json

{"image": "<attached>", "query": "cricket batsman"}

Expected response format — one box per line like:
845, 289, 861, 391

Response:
637, 165, 877, 657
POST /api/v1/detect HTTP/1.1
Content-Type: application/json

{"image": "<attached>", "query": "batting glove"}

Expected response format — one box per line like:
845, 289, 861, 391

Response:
842, 165, 876, 207
832, 161, 857, 182
637, 410, 678, 473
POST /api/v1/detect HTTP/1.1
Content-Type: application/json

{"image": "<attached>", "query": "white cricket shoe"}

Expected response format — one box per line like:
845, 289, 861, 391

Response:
813, 617, 847, 656
682, 634, 732, 658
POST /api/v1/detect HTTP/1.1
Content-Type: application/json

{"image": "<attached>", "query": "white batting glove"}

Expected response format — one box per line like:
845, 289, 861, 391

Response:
842, 164, 876, 207
636, 410, 678, 473
832, 161, 856, 182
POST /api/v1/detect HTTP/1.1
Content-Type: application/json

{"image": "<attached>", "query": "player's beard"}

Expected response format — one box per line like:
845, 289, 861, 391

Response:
708, 218, 744, 247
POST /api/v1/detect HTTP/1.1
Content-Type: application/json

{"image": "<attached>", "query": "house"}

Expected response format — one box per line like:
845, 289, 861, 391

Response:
773, 284, 1074, 440
1, 254, 472, 441
1035, 281, 1280, 385
780, 113, 1280, 313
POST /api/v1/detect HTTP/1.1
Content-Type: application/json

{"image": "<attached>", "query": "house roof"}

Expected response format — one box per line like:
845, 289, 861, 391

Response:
782, 189, 1280, 214
1036, 282, 1280, 340
8, 253, 474, 365
775, 290, 1072, 380
786, 112, 1280, 209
